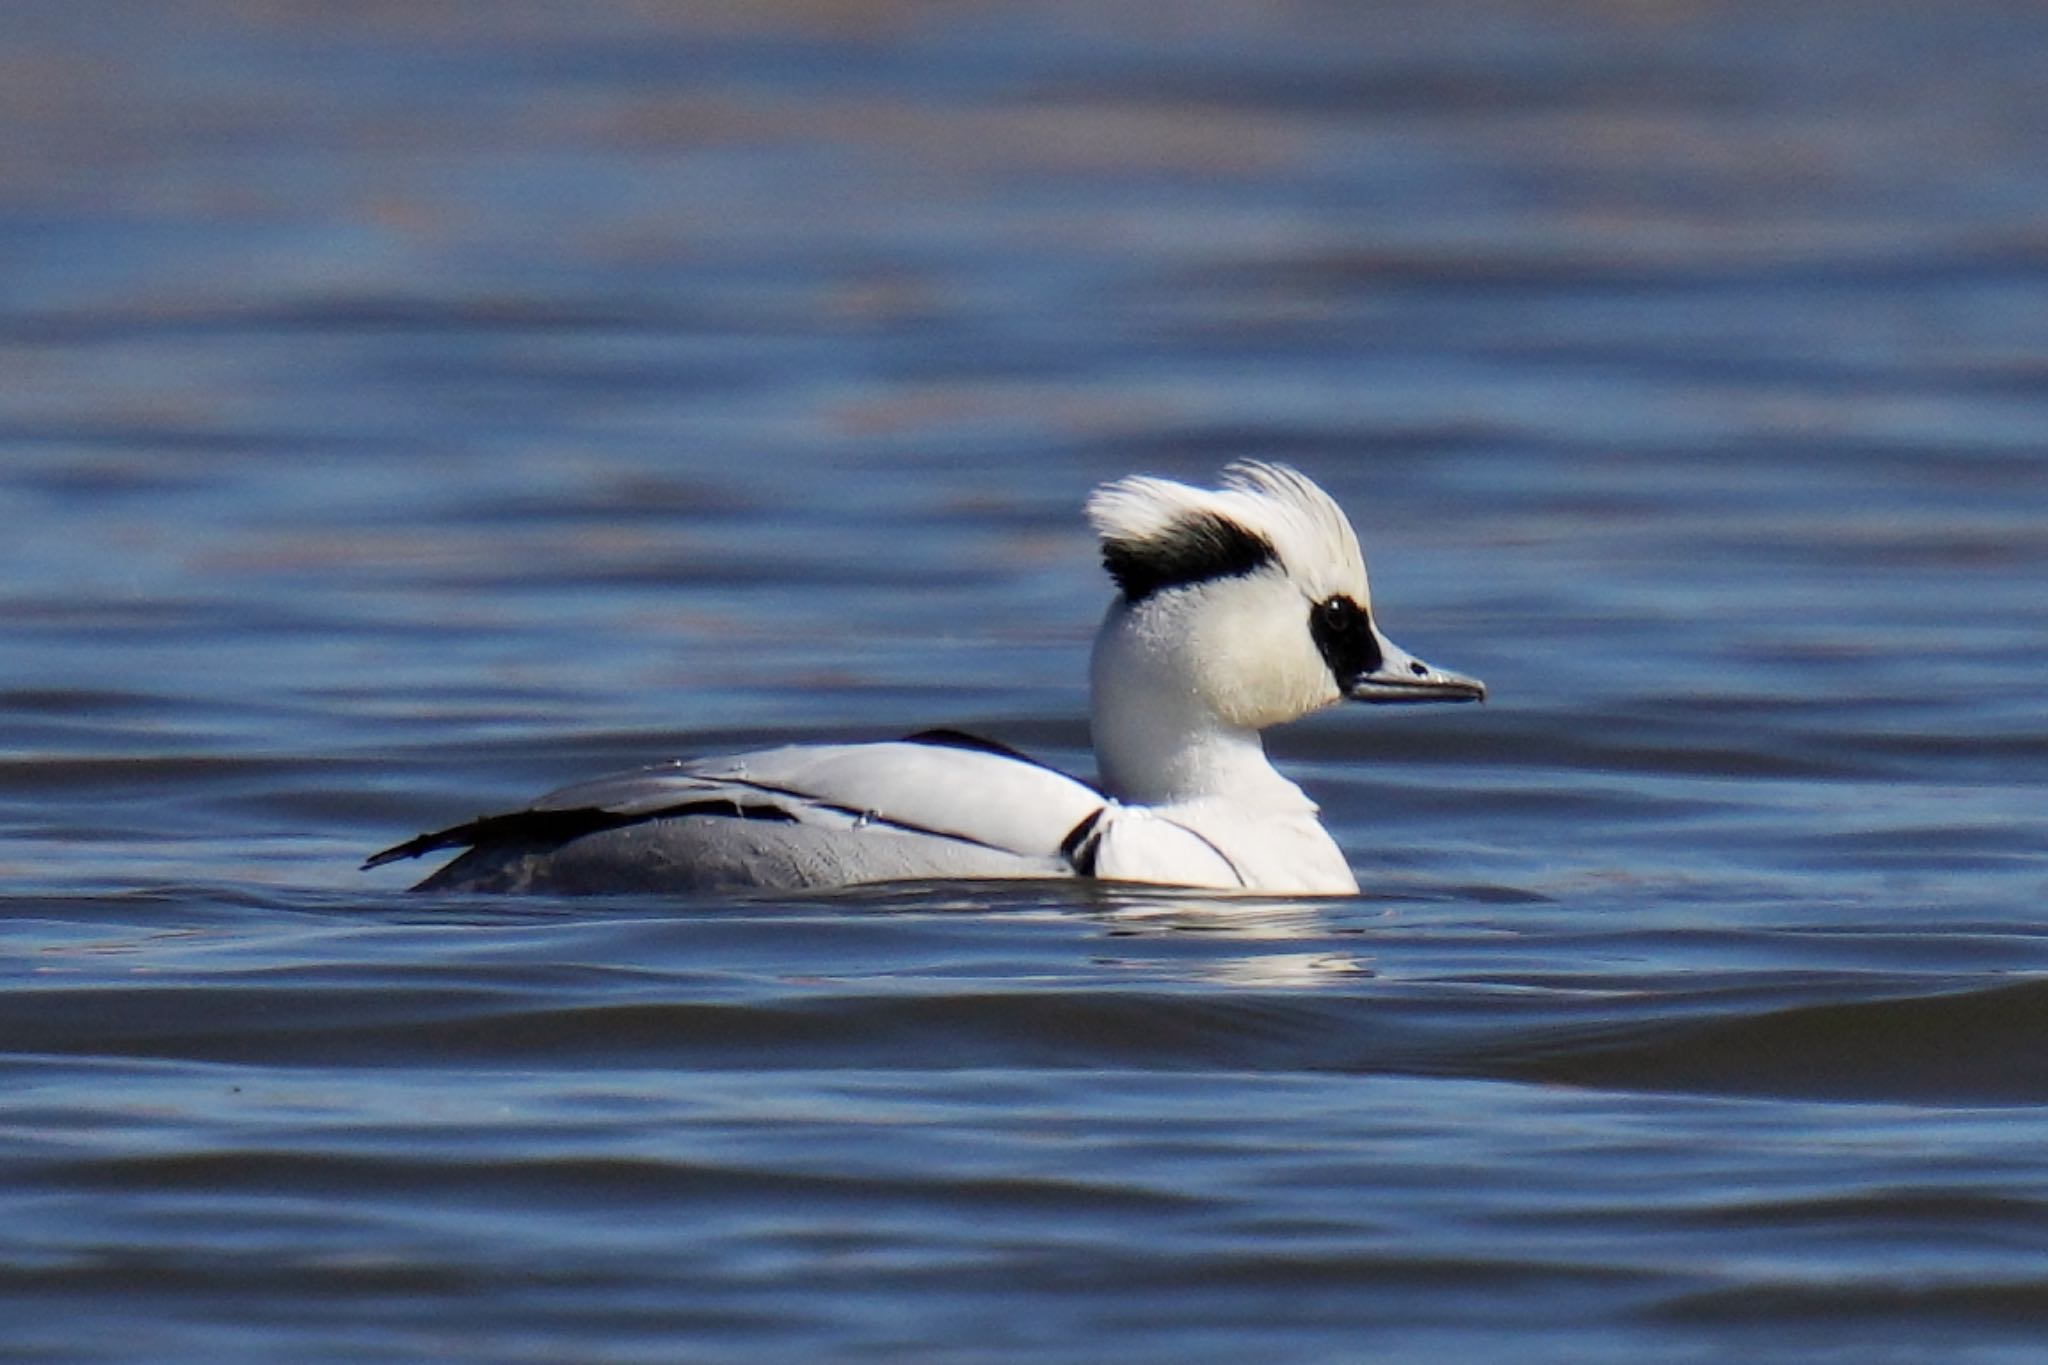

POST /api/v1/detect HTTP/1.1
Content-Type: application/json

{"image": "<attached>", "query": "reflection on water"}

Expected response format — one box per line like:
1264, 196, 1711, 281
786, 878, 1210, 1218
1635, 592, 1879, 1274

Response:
7, 1, 2048, 1361
1099, 893, 1377, 986
1186, 949, 1374, 988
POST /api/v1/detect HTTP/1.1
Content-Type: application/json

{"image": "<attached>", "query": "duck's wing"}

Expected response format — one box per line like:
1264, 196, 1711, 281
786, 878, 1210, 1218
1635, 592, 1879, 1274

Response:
363, 735, 1106, 876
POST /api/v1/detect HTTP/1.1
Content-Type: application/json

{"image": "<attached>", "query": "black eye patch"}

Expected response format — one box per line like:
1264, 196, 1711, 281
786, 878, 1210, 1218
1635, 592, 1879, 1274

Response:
1101, 510, 1278, 603
1309, 595, 1383, 685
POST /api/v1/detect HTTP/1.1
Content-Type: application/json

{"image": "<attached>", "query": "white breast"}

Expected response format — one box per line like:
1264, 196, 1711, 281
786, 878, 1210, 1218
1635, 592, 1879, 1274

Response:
1088, 797, 1358, 894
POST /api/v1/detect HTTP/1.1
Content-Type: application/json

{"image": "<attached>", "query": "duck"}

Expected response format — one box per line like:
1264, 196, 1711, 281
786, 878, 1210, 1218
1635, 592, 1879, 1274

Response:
365, 462, 1484, 895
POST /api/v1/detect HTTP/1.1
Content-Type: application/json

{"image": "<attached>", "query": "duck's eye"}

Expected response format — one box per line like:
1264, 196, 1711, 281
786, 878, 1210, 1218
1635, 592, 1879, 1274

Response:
1309, 594, 1383, 684
1317, 596, 1363, 632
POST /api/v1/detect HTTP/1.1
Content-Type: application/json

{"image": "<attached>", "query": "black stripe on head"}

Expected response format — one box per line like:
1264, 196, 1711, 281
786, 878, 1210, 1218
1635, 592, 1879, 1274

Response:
1101, 510, 1278, 603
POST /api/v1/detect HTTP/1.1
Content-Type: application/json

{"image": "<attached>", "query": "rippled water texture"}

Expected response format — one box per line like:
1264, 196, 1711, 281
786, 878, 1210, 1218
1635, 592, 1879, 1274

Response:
6, 2, 2048, 1360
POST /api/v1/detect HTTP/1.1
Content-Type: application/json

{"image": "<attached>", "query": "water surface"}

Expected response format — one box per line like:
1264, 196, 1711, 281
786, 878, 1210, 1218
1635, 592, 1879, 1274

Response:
6, 3, 2048, 1360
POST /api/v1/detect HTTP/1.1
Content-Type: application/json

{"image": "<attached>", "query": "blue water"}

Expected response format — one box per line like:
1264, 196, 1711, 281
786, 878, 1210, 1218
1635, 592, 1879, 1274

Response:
7, 3, 2048, 1360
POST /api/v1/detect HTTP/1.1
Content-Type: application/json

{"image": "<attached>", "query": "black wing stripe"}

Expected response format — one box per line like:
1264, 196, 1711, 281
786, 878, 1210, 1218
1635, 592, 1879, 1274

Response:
901, 729, 1103, 792
901, 728, 1036, 763
362, 797, 797, 869
1059, 806, 1108, 877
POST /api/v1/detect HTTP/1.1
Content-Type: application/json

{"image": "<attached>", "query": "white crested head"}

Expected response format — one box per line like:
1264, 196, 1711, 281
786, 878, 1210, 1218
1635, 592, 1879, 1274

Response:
1085, 460, 1370, 756
1085, 460, 1368, 610
1084, 461, 1483, 804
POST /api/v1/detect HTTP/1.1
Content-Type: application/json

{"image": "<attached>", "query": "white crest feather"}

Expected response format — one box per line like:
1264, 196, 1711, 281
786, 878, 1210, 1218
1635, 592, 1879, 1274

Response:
1085, 460, 1367, 602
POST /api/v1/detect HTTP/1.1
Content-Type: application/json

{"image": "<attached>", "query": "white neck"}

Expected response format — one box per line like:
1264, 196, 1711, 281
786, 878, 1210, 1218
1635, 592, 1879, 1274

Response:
1087, 600, 1313, 811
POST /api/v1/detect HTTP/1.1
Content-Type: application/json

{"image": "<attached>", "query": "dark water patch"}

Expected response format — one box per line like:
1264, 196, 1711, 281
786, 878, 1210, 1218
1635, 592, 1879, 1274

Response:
1058, 58, 1767, 120
0, 688, 201, 719
1103, 418, 1528, 467
0, 1258, 484, 1308
0, 982, 1364, 1071
1205, 241, 2048, 302
11, 900, 2048, 1106
1653, 1277, 2048, 1328
1, 755, 308, 799
35, 1148, 1203, 1216
0, 293, 684, 342
0, 419, 391, 459
1499, 978, 2048, 1104
1667, 1187, 2048, 1235
1099, 1248, 1663, 1305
